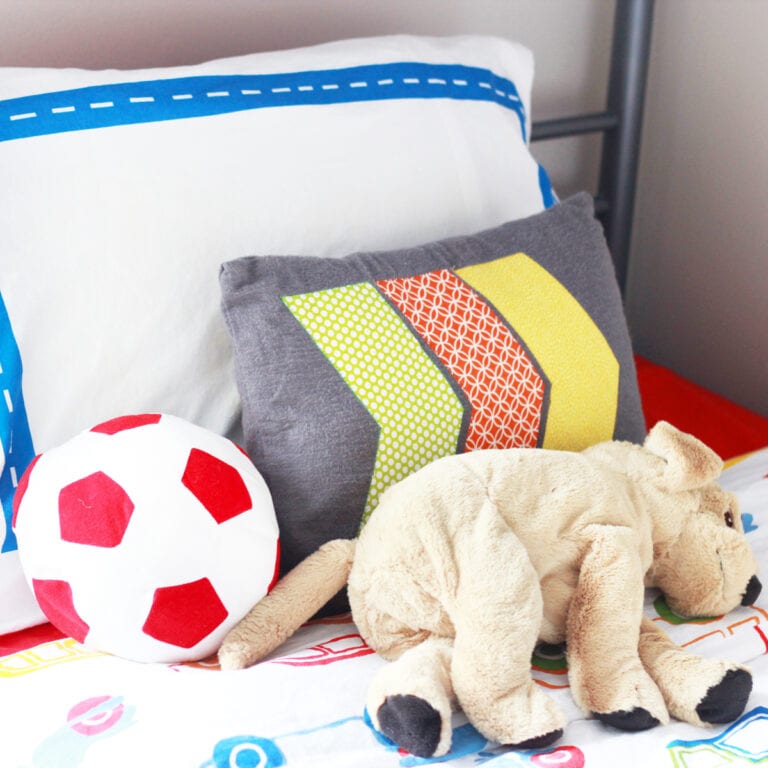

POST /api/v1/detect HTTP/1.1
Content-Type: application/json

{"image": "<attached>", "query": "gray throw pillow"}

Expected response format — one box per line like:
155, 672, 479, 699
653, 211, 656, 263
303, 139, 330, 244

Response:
220, 193, 645, 612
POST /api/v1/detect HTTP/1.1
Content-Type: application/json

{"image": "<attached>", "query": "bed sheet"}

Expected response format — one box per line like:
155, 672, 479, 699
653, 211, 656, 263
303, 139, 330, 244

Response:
635, 356, 768, 461
2, 448, 767, 768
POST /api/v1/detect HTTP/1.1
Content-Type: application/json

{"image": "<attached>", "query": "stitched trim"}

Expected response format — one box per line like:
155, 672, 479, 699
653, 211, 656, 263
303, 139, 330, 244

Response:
0, 61, 526, 143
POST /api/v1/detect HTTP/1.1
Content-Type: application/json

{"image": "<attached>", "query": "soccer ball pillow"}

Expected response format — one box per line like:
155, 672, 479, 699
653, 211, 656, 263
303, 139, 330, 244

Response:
12, 413, 279, 663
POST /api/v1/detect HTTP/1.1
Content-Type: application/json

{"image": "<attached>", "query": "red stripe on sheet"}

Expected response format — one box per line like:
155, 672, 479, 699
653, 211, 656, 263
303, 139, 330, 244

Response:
754, 625, 768, 654
271, 633, 374, 666
377, 269, 545, 451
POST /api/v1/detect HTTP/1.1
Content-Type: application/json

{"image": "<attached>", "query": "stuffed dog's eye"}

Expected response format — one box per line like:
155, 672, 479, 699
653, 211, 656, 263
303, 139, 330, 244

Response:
725, 510, 735, 528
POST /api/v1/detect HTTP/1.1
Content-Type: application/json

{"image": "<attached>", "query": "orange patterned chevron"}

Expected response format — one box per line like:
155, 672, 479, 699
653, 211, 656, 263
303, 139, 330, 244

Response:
377, 269, 546, 451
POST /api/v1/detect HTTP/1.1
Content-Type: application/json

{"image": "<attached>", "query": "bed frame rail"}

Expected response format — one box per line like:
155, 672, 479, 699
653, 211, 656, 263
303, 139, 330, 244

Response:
531, 0, 655, 294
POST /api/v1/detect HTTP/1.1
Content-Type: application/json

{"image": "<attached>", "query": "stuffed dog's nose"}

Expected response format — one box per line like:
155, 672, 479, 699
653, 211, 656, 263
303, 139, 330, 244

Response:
742, 575, 762, 606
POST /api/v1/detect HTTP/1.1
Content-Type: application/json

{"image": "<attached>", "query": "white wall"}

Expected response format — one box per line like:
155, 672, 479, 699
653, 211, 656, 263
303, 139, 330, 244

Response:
627, 0, 768, 416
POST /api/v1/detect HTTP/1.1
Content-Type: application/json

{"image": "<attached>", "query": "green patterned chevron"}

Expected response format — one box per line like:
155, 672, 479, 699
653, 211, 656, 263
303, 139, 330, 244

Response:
284, 282, 464, 525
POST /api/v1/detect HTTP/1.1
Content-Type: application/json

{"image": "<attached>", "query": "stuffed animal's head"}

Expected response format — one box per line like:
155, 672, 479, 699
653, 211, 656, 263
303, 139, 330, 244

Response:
650, 482, 760, 617
641, 422, 761, 618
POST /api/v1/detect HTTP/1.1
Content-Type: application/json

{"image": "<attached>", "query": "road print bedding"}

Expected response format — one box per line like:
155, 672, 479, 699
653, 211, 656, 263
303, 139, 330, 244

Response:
2, 447, 767, 768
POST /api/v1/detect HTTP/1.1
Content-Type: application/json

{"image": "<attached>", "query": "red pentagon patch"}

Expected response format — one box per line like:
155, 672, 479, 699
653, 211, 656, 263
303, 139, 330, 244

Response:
181, 448, 251, 524
90, 413, 163, 435
142, 577, 228, 648
59, 471, 134, 547
12, 453, 42, 530
32, 578, 90, 644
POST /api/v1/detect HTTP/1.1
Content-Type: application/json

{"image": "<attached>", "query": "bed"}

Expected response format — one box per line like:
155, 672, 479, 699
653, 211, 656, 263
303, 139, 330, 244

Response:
2, 1, 768, 765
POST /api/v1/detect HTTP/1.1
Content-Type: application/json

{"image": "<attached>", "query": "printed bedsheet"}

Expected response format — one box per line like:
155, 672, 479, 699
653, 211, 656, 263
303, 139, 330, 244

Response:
2, 448, 767, 768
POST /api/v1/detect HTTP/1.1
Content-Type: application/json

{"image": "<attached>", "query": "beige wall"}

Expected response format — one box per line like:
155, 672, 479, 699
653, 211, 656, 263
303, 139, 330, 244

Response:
2, 1, 765, 415
626, 0, 768, 416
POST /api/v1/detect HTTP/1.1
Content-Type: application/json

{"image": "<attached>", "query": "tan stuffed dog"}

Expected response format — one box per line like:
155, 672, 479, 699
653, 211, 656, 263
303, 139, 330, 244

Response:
219, 422, 761, 757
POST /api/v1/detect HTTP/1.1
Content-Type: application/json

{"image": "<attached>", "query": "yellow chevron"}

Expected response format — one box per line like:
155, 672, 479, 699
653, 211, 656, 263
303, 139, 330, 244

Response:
458, 253, 619, 450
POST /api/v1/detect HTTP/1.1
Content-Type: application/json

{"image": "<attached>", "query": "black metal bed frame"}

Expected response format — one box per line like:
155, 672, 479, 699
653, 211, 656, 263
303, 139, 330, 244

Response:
531, 0, 655, 295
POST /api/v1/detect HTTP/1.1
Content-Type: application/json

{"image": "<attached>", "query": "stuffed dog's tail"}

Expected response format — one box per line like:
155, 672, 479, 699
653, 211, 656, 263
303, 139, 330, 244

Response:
218, 538, 356, 670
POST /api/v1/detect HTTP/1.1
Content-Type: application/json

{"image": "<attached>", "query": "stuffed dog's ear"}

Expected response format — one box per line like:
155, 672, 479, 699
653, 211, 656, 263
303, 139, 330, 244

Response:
644, 421, 723, 492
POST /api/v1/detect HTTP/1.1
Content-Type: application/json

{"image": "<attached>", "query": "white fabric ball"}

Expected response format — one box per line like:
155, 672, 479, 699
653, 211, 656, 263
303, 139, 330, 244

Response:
13, 413, 279, 663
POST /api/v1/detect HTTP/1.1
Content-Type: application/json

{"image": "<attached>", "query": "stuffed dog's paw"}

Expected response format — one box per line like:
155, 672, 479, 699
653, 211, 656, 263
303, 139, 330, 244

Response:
695, 667, 752, 724
377, 695, 444, 758
576, 662, 669, 730
459, 678, 566, 751
365, 638, 455, 758
642, 643, 753, 728
588, 665, 666, 732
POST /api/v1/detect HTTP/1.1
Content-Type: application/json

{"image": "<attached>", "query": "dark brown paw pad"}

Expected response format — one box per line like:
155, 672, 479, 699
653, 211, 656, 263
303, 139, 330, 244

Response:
377, 694, 442, 758
508, 728, 563, 750
594, 707, 660, 731
696, 668, 753, 724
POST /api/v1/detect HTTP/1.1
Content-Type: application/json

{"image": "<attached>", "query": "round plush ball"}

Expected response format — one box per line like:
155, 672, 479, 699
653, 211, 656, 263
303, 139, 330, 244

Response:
12, 413, 279, 663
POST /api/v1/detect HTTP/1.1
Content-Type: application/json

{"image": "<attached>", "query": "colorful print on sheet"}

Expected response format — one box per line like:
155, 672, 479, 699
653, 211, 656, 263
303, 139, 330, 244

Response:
28, 695, 135, 768
0, 638, 102, 678
667, 706, 768, 766
201, 714, 585, 768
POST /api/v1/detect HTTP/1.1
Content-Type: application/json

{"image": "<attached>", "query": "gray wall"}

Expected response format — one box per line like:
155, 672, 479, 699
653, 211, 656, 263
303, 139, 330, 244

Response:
2, 0, 765, 415
626, 0, 768, 417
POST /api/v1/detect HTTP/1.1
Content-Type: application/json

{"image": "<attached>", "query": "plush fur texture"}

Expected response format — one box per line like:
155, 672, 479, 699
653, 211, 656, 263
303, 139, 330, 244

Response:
219, 422, 760, 757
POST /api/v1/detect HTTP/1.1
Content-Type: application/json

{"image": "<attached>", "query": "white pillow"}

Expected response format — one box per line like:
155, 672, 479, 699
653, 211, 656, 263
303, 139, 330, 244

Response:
0, 34, 553, 633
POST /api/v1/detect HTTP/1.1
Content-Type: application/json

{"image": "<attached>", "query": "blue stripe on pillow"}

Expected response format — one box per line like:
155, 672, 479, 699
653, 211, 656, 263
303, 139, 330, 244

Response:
0, 294, 35, 553
538, 164, 558, 208
0, 62, 527, 144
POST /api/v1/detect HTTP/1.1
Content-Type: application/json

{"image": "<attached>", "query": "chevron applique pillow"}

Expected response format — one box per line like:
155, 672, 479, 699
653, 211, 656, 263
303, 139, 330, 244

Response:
220, 193, 645, 612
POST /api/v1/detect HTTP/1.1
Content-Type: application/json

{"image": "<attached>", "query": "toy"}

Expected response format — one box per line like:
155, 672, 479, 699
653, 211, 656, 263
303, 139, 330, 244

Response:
13, 413, 280, 663
218, 421, 761, 757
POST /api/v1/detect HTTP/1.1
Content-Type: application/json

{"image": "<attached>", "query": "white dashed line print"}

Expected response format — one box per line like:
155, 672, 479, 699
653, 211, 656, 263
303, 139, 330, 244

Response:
2, 64, 527, 145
